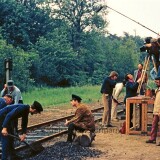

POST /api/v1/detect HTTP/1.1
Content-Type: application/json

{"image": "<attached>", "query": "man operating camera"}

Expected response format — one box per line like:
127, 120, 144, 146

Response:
140, 37, 160, 71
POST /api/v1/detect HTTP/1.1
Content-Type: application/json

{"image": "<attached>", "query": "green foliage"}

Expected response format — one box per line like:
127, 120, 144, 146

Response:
0, 0, 54, 50
0, 33, 35, 91
0, 0, 146, 90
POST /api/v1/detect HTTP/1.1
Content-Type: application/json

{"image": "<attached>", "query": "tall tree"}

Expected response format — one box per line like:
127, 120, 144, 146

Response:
49, 0, 108, 50
0, 0, 54, 50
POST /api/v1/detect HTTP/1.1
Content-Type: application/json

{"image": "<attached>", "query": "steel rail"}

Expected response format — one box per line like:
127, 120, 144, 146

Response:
15, 108, 124, 152
18, 106, 104, 132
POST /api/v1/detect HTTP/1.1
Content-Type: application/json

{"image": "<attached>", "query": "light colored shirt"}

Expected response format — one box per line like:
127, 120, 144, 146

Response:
153, 88, 160, 115
1, 86, 23, 104
112, 82, 124, 100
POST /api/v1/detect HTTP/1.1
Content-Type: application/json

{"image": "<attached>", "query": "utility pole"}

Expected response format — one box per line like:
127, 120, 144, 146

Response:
4, 58, 12, 83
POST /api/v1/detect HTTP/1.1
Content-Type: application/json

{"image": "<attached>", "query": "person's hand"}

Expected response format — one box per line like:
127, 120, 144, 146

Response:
64, 119, 69, 126
19, 134, 26, 141
4, 84, 8, 90
1, 128, 8, 136
137, 77, 142, 83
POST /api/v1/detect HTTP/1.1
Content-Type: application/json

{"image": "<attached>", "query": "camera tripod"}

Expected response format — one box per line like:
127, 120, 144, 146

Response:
137, 54, 157, 95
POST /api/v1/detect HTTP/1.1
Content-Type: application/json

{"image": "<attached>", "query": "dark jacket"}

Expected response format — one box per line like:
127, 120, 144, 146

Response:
124, 81, 139, 104
0, 104, 30, 134
100, 77, 116, 95
0, 98, 8, 110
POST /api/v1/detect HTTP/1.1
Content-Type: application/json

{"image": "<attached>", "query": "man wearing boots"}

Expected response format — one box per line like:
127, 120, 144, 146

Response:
65, 94, 95, 143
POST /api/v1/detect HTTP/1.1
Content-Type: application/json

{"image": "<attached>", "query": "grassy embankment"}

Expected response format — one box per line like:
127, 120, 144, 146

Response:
22, 80, 156, 110
22, 85, 102, 109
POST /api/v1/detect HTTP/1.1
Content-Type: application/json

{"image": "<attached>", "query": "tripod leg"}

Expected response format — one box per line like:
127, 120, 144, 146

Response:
151, 55, 158, 73
137, 56, 150, 95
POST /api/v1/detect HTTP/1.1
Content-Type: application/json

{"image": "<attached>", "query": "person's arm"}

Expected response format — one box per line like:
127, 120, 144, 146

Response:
66, 107, 85, 125
133, 70, 137, 81
113, 84, 123, 103
21, 112, 29, 134
1, 84, 8, 97
126, 81, 139, 91
19, 112, 29, 141
2, 106, 23, 132
13, 90, 22, 104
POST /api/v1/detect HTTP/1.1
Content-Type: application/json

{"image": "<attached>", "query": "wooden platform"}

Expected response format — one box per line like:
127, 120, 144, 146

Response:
126, 96, 155, 135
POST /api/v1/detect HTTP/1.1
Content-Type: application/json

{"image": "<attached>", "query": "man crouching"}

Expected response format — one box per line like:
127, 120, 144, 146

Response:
65, 94, 95, 143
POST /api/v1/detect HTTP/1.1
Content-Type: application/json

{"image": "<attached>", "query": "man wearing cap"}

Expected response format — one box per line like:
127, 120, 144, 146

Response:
1, 80, 23, 104
100, 71, 118, 127
0, 101, 43, 160
146, 66, 160, 145
65, 94, 95, 143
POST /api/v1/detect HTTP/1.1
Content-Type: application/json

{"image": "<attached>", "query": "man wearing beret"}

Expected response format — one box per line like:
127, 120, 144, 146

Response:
146, 66, 160, 145
65, 94, 95, 143
0, 101, 43, 160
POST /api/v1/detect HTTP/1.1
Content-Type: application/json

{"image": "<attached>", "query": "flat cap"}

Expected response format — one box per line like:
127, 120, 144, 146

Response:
7, 80, 14, 87
32, 101, 43, 113
71, 94, 82, 102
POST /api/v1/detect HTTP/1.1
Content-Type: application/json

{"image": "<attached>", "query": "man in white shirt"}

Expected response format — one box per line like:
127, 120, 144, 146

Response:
111, 81, 125, 121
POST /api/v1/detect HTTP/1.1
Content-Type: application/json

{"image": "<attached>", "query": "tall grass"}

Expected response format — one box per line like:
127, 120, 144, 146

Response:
22, 85, 102, 109
22, 80, 157, 110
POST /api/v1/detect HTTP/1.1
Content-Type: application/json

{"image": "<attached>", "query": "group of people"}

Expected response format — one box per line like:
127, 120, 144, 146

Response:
100, 70, 140, 128
100, 62, 160, 146
0, 80, 43, 160
1, 62, 160, 158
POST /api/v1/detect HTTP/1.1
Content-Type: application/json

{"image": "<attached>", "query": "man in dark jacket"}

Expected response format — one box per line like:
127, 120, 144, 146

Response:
100, 71, 118, 127
124, 73, 141, 127
65, 94, 95, 143
0, 101, 43, 160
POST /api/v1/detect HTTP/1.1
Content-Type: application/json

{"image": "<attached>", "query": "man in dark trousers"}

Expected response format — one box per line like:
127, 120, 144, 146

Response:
146, 66, 160, 145
0, 101, 43, 160
65, 94, 95, 143
100, 71, 118, 127
124, 73, 141, 128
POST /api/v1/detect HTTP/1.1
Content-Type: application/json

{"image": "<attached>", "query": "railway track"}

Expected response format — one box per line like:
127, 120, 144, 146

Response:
0, 105, 124, 155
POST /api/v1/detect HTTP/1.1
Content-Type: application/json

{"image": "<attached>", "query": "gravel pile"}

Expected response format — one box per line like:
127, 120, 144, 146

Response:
24, 141, 102, 160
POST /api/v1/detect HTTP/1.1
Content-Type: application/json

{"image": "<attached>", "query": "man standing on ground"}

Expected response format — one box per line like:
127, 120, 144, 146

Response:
65, 94, 95, 143
100, 71, 118, 127
134, 63, 148, 95
146, 66, 160, 145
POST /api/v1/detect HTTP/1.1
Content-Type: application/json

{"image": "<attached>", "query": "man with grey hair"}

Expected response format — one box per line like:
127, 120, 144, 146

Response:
100, 71, 118, 127
1, 80, 23, 104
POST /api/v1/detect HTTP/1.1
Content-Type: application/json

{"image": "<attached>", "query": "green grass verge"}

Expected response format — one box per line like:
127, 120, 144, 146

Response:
22, 85, 102, 109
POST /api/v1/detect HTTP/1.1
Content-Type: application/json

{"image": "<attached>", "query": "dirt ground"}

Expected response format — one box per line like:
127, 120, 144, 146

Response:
26, 106, 160, 160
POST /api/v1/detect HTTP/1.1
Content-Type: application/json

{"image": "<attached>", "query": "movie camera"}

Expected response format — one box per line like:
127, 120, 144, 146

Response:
140, 37, 153, 53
